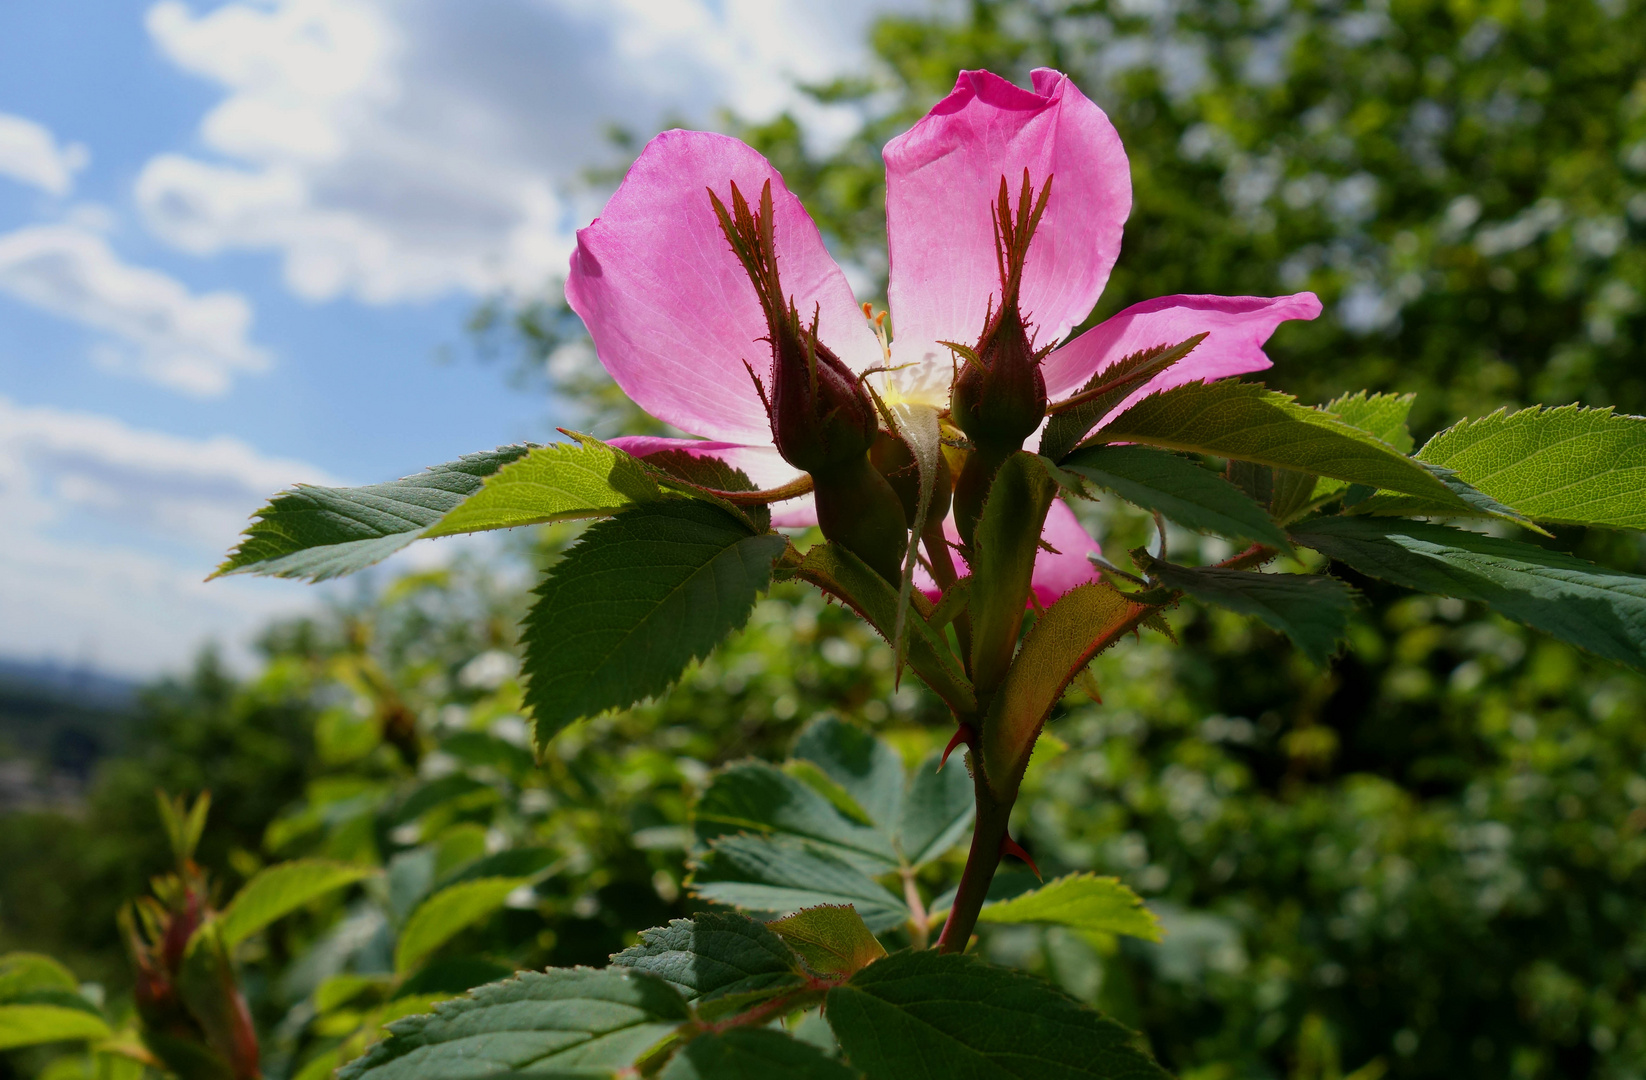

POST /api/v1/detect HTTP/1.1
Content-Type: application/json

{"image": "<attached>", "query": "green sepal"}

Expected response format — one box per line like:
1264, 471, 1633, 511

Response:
969, 452, 1058, 697
1038, 334, 1205, 462
981, 582, 1149, 801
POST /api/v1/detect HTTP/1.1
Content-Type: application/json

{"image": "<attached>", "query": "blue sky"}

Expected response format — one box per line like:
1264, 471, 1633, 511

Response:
0, 0, 916, 676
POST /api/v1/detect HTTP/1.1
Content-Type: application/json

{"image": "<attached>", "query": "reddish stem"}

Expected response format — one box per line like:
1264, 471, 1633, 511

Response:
936, 758, 1013, 953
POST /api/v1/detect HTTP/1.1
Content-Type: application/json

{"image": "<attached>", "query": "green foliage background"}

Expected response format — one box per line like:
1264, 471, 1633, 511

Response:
6, 1, 1646, 1078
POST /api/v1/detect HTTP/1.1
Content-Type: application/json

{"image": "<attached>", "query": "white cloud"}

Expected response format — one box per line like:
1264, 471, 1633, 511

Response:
0, 111, 88, 196
137, 0, 921, 304
0, 397, 342, 675
0, 224, 270, 395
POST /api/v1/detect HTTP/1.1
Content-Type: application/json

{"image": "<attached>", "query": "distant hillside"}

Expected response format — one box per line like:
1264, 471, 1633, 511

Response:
0, 658, 139, 784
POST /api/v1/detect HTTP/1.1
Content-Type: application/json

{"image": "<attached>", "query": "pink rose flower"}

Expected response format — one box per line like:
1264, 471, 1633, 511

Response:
567, 68, 1319, 605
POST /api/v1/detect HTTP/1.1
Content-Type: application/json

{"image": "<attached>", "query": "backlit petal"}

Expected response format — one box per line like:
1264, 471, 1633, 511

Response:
883, 68, 1130, 398
1029, 498, 1105, 607
1042, 292, 1323, 417
915, 497, 1101, 606
568, 130, 881, 443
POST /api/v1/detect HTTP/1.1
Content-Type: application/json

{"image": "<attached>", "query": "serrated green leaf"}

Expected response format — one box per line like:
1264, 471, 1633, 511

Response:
784, 761, 878, 828
1278, 393, 1415, 520
219, 860, 376, 947
1062, 446, 1288, 548
1352, 463, 1543, 531
428, 436, 665, 537
767, 905, 887, 979
609, 914, 804, 1010
792, 716, 904, 832
1095, 380, 1466, 509
660, 1028, 858, 1080
824, 951, 1169, 1080
1361, 405, 1646, 529
1039, 336, 1205, 462
523, 502, 785, 749
215, 446, 533, 581
982, 582, 1149, 801
973, 874, 1162, 941
1326, 391, 1416, 453
395, 877, 527, 974
337, 968, 689, 1080
690, 836, 909, 933
693, 761, 898, 874
1146, 560, 1357, 666
0, 1005, 112, 1050
0, 954, 80, 1001
1291, 516, 1646, 670
783, 543, 975, 714
688, 731, 972, 933
893, 751, 974, 869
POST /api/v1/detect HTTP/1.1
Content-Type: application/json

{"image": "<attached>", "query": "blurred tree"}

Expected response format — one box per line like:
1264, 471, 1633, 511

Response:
736, 0, 1646, 436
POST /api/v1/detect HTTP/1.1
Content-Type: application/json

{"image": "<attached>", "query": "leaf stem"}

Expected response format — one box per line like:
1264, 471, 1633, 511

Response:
686, 473, 815, 505
900, 868, 931, 950
936, 751, 1013, 953
1217, 543, 1277, 571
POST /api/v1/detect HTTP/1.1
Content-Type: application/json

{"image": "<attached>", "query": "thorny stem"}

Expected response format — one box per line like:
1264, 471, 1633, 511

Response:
1218, 543, 1278, 571
936, 748, 1013, 953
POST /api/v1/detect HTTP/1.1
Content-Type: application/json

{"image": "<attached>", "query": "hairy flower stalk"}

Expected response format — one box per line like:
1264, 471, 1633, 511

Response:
711, 180, 909, 582
950, 172, 1053, 550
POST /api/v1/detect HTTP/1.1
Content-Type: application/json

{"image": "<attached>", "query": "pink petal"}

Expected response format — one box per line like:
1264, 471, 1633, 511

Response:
608, 436, 817, 527
1041, 292, 1323, 416
883, 68, 1130, 372
916, 498, 1101, 607
567, 131, 881, 444
1030, 498, 1105, 607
